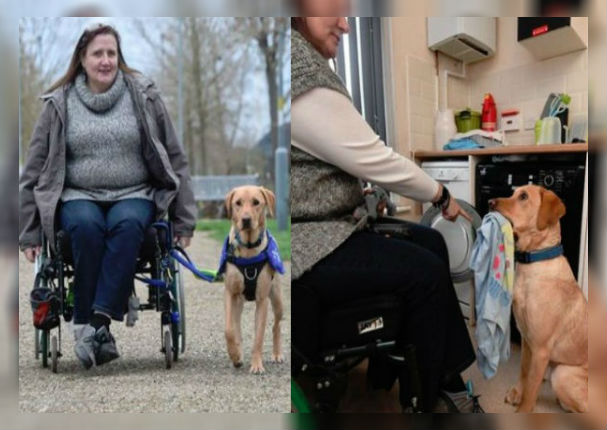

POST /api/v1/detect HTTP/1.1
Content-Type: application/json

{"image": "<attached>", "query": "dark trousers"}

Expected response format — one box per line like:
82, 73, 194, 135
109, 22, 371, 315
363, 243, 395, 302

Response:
60, 199, 155, 323
293, 222, 476, 410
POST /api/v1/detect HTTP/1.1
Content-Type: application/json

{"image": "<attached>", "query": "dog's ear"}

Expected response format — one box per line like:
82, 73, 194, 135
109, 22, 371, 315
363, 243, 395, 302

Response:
260, 187, 276, 217
537, 188, 566, 230
224, 189, 236, 219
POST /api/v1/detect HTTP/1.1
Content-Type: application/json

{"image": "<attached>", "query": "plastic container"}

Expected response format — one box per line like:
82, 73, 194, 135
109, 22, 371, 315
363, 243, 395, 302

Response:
454, 108, 481, 132
536, 117, 562, 145
434, 109, 457, 150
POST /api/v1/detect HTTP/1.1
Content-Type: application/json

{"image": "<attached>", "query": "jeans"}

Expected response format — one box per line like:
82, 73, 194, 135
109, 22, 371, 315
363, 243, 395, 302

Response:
293, 222, 476, 410
60, 199, 155, 323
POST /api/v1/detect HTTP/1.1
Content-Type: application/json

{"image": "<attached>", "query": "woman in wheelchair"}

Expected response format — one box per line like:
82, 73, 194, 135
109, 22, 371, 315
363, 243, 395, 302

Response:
291, 10, 482, 412
19, 23, 196, 369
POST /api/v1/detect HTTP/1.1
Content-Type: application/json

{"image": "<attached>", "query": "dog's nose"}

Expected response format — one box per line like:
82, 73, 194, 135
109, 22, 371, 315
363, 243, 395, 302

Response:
242, 217, 252, 229
488, 199, 496, 210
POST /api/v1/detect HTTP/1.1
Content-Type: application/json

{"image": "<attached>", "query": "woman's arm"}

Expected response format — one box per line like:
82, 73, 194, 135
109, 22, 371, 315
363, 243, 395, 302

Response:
292, 87, 439, 202
19, 102, 52, 252
293, 88, 472, 222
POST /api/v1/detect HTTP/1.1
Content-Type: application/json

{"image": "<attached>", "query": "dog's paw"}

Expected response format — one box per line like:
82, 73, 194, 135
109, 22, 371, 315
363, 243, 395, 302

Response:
516, 403, 535, 413
249, 357, 265, 374
249, 364, 265, 374
271, 353, 284, 363
505, 385, 522, 405
227, 345, 242, 368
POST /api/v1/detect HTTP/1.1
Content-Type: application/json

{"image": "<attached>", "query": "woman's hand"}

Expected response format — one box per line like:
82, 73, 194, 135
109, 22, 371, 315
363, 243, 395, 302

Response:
175, 236, 191, 249
23, 246, 41, 263
442, 197, 473, 223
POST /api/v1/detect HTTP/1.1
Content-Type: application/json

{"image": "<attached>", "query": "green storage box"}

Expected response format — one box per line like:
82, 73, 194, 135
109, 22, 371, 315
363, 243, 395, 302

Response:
455, 108, 481, 132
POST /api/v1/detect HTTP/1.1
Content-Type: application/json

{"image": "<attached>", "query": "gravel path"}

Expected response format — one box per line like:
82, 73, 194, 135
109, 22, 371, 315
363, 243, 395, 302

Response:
18, 231, 290, 413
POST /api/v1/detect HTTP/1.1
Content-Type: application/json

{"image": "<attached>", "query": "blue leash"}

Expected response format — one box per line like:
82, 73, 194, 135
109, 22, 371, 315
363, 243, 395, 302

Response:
169, 248, 219, 282
136, 221, 283, 289
135, 247, 221, 289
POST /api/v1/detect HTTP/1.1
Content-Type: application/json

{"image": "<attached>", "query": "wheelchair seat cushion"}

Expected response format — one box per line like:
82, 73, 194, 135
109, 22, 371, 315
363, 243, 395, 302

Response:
320, 294, 403, 350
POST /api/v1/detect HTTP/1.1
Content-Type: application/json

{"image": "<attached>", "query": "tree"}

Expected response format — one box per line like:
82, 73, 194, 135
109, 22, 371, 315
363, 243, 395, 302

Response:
135, 18, 257, 176
19, 18, 70, 163
245, 18, 289, 181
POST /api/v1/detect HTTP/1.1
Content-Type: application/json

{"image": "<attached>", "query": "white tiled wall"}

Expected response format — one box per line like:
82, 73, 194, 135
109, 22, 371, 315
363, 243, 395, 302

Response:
447, 76, 468, 112
394, 18, 587, 151
406, 55, 437, 151
465, 50, 588, 145
405, 50, 588, 148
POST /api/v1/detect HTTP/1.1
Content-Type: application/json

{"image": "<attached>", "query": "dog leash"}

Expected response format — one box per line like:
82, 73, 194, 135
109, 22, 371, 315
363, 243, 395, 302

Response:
136, 223, 283, 289
170, 247, 220, 282
135, 246, 221, 289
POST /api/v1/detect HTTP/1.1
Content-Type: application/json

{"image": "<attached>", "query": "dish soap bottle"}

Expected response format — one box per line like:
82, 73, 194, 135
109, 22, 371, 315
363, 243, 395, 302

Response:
481, 93, 497, 132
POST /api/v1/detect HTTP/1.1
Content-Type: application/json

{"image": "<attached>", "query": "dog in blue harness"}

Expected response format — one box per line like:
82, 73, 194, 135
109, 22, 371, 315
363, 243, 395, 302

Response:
219, 186, 285, 374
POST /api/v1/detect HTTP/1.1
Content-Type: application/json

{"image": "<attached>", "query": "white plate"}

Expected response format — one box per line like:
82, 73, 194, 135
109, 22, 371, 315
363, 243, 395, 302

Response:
420, 199, 482, 282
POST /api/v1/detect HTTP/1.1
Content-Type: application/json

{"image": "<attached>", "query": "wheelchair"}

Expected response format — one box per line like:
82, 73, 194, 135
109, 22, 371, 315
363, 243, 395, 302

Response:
31, 220, 185, 372
291, 217, 425, 413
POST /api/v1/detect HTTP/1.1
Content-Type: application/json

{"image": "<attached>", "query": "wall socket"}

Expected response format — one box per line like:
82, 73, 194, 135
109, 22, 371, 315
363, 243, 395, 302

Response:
523, 108, 538, 130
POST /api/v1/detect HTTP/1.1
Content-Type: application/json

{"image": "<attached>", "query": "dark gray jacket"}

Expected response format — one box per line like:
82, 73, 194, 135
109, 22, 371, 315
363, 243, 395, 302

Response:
19, 73, 197, 251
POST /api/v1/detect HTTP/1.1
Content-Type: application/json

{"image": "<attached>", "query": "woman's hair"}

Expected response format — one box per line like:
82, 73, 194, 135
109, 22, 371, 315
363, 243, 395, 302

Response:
291, 17, 302, 30
291, 0, 306, 30
45, 23, 138, 93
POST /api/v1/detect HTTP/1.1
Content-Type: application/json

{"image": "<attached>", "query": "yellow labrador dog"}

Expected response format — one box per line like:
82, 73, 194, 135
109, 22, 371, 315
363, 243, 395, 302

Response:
490, 185, 587, 412
222, 186, 284, 374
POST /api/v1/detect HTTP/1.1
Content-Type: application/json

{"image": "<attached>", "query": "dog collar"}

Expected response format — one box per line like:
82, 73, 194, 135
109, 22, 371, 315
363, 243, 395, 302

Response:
235, 229, 265, 249
514, 244, 563, 264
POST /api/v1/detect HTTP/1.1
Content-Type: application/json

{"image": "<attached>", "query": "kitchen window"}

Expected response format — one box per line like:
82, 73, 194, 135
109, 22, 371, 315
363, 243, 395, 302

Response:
335, 17, 387, 144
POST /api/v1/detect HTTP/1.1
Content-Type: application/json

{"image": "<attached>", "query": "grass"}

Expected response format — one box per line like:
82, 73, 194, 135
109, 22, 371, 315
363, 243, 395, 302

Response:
196, 218, 291, 261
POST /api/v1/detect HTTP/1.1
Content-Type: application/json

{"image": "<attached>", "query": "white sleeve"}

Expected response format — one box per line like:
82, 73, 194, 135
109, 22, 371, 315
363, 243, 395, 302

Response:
291, 87, 440, 203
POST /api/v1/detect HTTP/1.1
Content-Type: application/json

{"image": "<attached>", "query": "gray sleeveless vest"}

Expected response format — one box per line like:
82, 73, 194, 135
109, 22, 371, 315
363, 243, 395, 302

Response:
291, 29, 368, 280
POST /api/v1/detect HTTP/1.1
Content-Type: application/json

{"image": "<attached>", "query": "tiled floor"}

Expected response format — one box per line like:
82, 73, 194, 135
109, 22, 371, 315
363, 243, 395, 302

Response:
462, 335, 563, 413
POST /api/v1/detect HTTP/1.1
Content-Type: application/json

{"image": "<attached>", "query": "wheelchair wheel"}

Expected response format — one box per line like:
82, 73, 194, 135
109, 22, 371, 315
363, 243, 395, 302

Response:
34, 329, 40, 360
167, 268, 185, 363
171, 321, 179, 362
51, 335, 58, 373
291, 381, 312, 413
163, 328, 173, 369
173, 269, 186, 358
40, 330, 49, 368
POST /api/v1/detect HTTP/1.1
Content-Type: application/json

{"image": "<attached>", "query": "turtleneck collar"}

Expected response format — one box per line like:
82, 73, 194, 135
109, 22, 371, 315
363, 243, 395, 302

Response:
75, 69, 125, 113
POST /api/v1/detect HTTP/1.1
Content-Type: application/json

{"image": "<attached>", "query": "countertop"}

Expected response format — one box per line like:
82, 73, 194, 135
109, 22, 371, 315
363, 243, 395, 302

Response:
414, 143, 588, 159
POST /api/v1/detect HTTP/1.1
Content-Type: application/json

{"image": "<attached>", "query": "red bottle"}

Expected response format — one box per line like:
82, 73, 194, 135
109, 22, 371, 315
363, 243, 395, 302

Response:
481, 93, 497, 131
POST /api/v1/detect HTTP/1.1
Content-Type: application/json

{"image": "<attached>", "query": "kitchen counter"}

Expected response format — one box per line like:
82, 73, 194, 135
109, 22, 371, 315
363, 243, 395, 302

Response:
414, 143, 587, 160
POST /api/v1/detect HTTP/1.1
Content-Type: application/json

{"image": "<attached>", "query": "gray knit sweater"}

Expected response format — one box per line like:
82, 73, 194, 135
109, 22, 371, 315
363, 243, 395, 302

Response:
291, 29, 368, 280
61, 70, 154, 202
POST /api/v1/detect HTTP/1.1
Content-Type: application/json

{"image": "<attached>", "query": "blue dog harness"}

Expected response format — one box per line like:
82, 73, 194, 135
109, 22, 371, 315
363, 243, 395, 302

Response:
514, 244, 564, 264
218, 230, 284, 301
